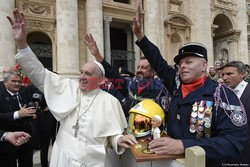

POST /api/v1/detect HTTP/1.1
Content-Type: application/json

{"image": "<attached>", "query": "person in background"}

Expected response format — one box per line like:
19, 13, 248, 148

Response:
0, 66, 19, 90
208, 66, 219, 81
0, 71, 36, 167
245, 64, 250, 82
220, 61, 250, 164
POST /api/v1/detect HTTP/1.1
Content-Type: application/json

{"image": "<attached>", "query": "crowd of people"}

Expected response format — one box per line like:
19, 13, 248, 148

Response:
0, 2, 249, 167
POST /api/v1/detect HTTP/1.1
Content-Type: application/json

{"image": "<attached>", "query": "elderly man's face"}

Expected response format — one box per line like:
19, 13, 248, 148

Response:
136, 59, 155, 81
178, 56, 207, 84
4, 75, 22, 93
79, 62, 102, 92
221, 67, 245, 89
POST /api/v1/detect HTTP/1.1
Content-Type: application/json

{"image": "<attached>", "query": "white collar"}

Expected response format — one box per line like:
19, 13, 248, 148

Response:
81, 88, 100, 96
234, 80, 248, 92
6, 89, 18, 96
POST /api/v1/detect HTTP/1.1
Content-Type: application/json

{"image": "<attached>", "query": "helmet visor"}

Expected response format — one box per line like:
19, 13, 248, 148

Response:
127, 113, 151, 137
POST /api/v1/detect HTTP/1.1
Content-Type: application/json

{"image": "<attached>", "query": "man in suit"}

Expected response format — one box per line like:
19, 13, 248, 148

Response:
0, 71, 36, 167
221, 61, 250, 164
0, 130, 30, 146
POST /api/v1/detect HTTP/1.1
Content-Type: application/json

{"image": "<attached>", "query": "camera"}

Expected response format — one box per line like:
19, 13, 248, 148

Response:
26, 93, 43, 108
25, 93, 43, 119
26, 101, 38, 109
32, 93, 42, 102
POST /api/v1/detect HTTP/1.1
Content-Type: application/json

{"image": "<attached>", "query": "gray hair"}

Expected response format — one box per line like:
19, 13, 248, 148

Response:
2, 71, 22, 82
220, 61, 246, 73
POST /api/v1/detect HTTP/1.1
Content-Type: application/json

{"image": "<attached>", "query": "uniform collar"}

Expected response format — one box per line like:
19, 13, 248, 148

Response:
6, 89, 19, 96
178, 78, 217, 104
233, 80, 248, 98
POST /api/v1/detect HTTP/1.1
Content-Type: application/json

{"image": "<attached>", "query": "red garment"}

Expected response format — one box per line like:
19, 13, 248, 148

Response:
181, 76, 207, 98
22, 77, 31, 87
137, 80, 152, 95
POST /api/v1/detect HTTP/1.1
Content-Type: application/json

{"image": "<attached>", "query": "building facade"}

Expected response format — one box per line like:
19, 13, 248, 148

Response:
0, 0, 249, 77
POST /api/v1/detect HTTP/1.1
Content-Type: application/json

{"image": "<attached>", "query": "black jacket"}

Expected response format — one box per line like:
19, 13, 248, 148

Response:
0, 87, 32, 153
136, 36, 248, 166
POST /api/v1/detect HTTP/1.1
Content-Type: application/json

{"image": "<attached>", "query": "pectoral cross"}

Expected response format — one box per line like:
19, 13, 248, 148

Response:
72, 121, 79, 137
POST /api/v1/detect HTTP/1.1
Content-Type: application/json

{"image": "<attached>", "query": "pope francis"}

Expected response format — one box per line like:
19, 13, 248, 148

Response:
7, 9, 137, 167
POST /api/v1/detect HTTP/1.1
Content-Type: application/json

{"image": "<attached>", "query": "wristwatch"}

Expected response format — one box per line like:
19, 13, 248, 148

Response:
1, 132, 8, 141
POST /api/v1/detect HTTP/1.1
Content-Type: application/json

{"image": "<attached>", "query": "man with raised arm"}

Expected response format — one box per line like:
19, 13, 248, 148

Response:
132, 3, 248, 167
7, 9, 137, 167
84, 34, 170, 118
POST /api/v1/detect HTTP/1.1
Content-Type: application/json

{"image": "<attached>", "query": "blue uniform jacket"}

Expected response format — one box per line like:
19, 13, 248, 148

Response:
101, 60, 170, 115
136, 36, 248, 166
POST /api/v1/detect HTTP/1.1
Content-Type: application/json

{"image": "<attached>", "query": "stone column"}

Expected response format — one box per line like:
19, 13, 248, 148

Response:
189, 0, 213, 65
236, 0, 249, 63
144, 0, 163, 52
0, 0, 15, 73
103, 15, 112, 64
125, 28, 133, 72
85, 0, 103, 61
228, 36, 239, 62
56, 0, 79, 74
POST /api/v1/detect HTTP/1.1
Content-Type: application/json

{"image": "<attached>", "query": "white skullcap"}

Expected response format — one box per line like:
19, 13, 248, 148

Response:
92, 61, 105, 76
153, 115, 162, 122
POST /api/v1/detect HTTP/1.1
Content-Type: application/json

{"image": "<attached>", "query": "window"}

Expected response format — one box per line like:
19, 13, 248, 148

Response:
247, 3, 250, 9
114, 0, 130, 4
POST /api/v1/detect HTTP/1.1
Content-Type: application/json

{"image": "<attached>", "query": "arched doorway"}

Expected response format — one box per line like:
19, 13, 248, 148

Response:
27, 32, 53, 71
212, 13, 239, 65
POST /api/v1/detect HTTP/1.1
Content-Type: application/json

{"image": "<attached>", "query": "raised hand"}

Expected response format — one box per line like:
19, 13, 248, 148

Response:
6, 8, 28, 49
84, 33, 104, 62
132, 2, 144, 41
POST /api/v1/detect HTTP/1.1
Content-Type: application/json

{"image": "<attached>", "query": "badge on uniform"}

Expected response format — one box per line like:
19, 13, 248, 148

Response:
189, 100, 213, 138
214, 83, 247, 127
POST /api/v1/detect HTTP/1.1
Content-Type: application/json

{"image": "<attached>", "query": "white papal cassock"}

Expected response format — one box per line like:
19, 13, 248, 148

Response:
15, 47, 128, 167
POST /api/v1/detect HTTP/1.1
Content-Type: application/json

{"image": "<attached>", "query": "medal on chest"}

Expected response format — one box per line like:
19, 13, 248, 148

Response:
189, 100, 213, 138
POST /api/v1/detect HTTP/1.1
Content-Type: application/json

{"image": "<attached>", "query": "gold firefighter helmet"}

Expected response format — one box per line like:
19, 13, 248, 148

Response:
127, 99, 165, 138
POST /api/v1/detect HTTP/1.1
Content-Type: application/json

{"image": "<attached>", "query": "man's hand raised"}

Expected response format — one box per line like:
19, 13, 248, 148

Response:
84, 33, 104, 63
132, 2, 144, 41
6, 8, 28, 49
